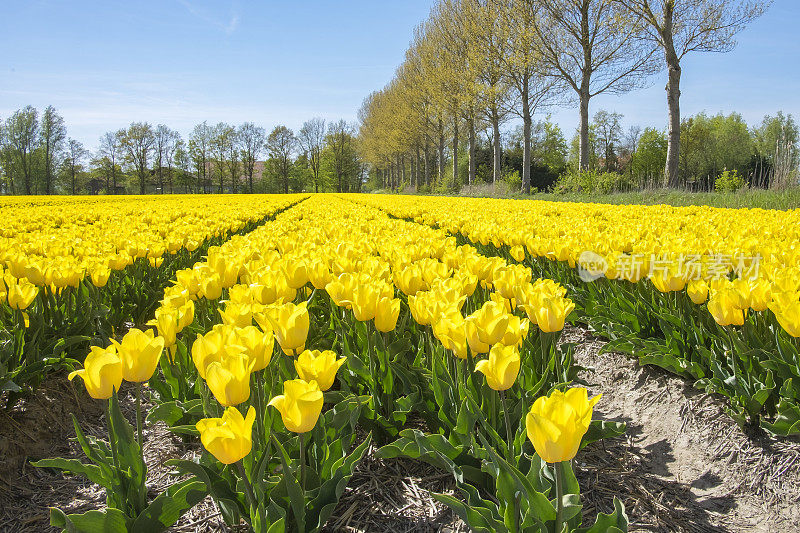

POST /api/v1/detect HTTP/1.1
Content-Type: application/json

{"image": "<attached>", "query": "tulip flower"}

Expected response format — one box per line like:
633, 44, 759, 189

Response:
769, 298, 800, 337
525, 387, 601, 463
192, 333, 245, 379
219, 303, 254, 328
196, 406, 256, 464
374, 296, 400, 332
351, 283, 379, 322
148, 308, 178, 348
267, 301, 310, 355
113, 328, 165, 383
433, 312, 469, 359
268, 379, 324, 433
500, 315, 529, 347
748, 279, 772, 312
475, 344, 520, 391
90, 266, 111, 287
177, 300, 195, 330
282, 260, 309, 289
687, 280, 709, 305
533, 295, 575, 333
294, 350, 346, 391
69, 346, 123, 400
465, 301, 509, 346
205, 352, 256, 406
234, 325, 274, 371
708, 287, 745, 326
201, 273, 223, 300
7, 278, 38, 310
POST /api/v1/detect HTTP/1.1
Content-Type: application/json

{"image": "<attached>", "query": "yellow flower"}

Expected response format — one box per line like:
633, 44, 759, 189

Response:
351, 283, 379, 322
191, 329, 244, 379
433, 312, 469, 359
205, 352, 256, 406
500, 315, 529, 347
687, 280, 709, 305
282, 260, 309, 289
475, 344, 520, 391
748, 279, 772, 312
708, 287, 745, 326
196, 406, 256, 465
234, 325, 274, 371
219, 303, 253, 328
465, 301, 509, 346
268, 379, 324, 433
534, 295, 575, 333
294, 350, 346, 391
374, 297, 400, 332
148, 308, 178, 347
308, 261, 333, 290
113, 328, 165, 383
201, 273, 223, 300
769, 296, 800, 337
7, 278, 38, 310
177, 300, 195, 330
68, 346, 123, 400
90, 266, 111, 287
266, 301, 310, 355
526, 388, 601, 463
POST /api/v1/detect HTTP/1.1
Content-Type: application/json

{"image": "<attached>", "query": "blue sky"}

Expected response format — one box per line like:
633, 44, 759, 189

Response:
1, 0, 797, 151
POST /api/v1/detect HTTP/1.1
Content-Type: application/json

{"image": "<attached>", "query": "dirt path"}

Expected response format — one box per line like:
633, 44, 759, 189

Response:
567, 326, 800, 533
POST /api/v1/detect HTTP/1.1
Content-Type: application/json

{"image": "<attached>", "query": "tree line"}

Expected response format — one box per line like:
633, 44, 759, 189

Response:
0, 107, 364, 195
357, 0, 775, 193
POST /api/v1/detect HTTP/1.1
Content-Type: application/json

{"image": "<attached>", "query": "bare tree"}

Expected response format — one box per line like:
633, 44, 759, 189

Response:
266, 125, 296, 194
593, 109, 624, 170
40, 106, 66, 194
239, 122, 266, 193
120, 122, 156, 194
189, 122, 213, 193
534, 0, 659, 170
297, 118, 326, 193
614, 0, 770, 186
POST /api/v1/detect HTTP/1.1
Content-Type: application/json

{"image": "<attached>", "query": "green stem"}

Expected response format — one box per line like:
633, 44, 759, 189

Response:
135, 383, 143, 449
299, 432, 307, 493
236, 461, 260, 526
105, 401, 121, 472
500, 390, 514, 457
554, 462, 564, 533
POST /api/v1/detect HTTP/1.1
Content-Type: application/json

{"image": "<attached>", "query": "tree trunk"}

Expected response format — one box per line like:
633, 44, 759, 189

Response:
438, 119, 446, 185
452, 115, 459, 187
522, 80, 532, 194
578, 84, 590, 171
492, 107, 501, 184
423, 141, 430, 186
664, 56, 681, 188
468, 117, 476, 186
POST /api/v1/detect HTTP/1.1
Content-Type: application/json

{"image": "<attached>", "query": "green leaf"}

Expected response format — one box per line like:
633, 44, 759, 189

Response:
167, 458, 247, 517
432, 492, 507, 533
129, 478, 207, 532
581, 420, 627, 449
271, 435, 305, 532
49, 507, 129, 533
31, 458, 108, 487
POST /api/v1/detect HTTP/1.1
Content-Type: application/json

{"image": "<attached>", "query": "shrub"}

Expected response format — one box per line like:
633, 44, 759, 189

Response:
715, 169, 745, 192
552, 168, 636, 195
504, 170, 522, 191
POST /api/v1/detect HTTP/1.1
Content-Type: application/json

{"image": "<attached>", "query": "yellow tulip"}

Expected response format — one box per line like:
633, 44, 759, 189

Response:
308, 261, 333, 290
266, 301, 310, 355
464, 318, 491, 354
148, 308, 178, 347
90, 266, 111, 287
351, 283, 379, 321
748, 279, 772, 312
769, 298, 800, 337
374, 297, 400, 332
201, 273, 223, 300
113, 328, 165, 383
687, 280, 709, 305
708, 287, 745, 326
7, 278, 38, 310
205, 352, 256, 406
192, 329, 244, 379
294, 349, 346, 391
534, 295, 575, 333
196, 406, 256, 464
268, 379, 324, 433
282, 260, 309, 289
526, 387, 601, 463
235, 325, 274, 371
433, 312, 470, 359
177, 300, 195, 330
465, 301, 509, 346
69, 346, 123, 400
501, 315, 529, 347
219, 303, 253, 328
475, 344, 520, 391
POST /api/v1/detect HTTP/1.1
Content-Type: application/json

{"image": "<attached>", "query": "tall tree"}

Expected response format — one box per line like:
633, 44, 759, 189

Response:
534, 0, 658, 170
120, 122, 155, 194
5, 106, 39, 195
189, 122, 213, 193
210, 123, 236, 193
63, 138, 88, 194
324, 120, 362, 193
593, 109, 624, 170
40, 106, 66, 194
266, 125, 296, 194
298, 118, 326, 193
613, 0, 770, 186
238, 122, 266, 193
98, 130, 123, 193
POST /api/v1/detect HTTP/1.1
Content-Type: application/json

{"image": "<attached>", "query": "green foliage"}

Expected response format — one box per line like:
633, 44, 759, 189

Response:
714, 169, 745, 192
631, 128, 667, 182
553, 168, 636, 195
504, 170, 522, 190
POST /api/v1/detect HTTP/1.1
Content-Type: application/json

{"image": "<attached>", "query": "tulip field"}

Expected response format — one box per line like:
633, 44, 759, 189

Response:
2, 194, 800, 532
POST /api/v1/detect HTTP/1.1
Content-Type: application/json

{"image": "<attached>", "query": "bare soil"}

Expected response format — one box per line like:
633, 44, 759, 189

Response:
1, 326, 798, 532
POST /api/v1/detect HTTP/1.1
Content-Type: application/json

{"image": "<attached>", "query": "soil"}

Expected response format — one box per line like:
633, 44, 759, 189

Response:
1, 326, 798, 532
